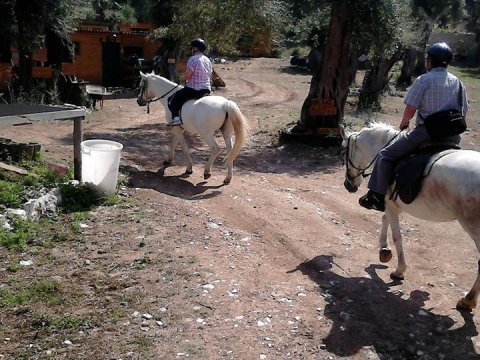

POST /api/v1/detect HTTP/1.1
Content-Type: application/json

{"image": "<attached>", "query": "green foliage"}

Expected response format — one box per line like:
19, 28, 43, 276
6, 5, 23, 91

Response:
0, 217, 42, 249
149, 0, 290, 55
283, 1, 330, 48
58, 183, 99, 213
0, 180, 23, 208
0, 279, 61, 308
31, 314, 92, 334
350, 0, 404, 57
466, 0, 480, 39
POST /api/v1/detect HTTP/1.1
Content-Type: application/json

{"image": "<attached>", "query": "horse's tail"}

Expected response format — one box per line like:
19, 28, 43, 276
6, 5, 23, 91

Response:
223, 100, 249, 163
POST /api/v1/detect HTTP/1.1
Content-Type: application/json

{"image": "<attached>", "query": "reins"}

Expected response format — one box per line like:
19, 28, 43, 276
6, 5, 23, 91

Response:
139, 78, 180, 114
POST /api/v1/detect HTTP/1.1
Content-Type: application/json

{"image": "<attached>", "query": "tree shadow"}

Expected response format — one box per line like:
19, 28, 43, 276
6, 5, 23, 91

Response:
289, 255, 480, 359
60, 122, 343, 179
123, 164, 225, 200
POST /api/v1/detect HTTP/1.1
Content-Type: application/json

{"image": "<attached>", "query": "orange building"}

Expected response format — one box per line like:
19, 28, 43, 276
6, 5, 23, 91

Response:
64, 22, 161, 87
0, 22, 162, 90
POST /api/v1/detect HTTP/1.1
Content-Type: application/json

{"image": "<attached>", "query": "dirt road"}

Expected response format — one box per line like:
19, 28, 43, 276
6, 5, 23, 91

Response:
2, 57, 480, 359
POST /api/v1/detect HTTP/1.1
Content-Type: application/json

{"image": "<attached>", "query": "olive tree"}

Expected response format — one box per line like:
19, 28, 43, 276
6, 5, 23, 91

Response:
1, 0, 92, 93
295, 0, 404, 133
149, 0, 289, 56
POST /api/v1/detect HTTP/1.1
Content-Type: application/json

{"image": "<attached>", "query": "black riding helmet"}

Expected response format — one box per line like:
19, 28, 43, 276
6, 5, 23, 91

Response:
191, 38, 207, 52
427, 42, 453, 67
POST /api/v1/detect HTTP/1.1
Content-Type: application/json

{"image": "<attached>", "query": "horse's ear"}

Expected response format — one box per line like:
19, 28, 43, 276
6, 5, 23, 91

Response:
139, 71, 146, 78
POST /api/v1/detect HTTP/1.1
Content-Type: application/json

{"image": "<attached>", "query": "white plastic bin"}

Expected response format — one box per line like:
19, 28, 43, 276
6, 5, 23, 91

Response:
81, 139, 123, 194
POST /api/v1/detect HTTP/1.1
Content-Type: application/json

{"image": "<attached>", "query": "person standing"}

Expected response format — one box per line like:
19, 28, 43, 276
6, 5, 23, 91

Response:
359, 42, 469, 212
167, 38, 213, 126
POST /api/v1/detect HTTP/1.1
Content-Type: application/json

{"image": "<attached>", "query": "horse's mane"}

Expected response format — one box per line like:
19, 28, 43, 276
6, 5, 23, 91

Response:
148, 72, 179, 87
362, 122, 399, 139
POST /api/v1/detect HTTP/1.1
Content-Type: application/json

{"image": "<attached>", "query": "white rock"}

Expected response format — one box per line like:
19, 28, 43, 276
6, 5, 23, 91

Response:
142, 313, 153, 320
63, 340, 73, 346
19, 260, 33, 266
207, 222, 219, 229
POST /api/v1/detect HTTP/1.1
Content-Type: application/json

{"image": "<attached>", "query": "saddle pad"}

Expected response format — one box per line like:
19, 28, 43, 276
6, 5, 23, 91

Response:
392, 144, 459, 204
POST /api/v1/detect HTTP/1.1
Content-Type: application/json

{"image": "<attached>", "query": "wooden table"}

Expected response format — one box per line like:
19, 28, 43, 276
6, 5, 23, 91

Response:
86, 85, 112, 109
0, 104, 86, 180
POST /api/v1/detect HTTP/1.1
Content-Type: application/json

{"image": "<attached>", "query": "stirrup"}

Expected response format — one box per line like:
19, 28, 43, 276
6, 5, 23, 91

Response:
359, 191, 385, 212
167, 117, 183, 127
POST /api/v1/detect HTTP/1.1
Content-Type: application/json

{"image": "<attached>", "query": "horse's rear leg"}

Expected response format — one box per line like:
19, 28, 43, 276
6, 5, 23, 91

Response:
456, 221, 480, 311
203, 134, 221, 181
386, 210, 407, 280
379, 213, 393, 263
222, 131, 234, 184
457, 260, 480, 311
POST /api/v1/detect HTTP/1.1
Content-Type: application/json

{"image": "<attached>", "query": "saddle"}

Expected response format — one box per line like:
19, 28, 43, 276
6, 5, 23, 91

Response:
391, 143, 460, 204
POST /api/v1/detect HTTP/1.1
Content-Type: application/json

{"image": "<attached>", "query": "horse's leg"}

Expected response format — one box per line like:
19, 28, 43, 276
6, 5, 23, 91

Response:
379, 213, 393, 263
222, 124, 234, 184
386, 209, 407, 280
456, 221, 480, 311
457, 261, 480, 311
164, 135, 179, 166
169, 127, 193, 174
202, 133, 221, 181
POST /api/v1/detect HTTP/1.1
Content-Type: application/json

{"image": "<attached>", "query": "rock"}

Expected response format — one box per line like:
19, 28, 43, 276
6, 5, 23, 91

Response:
23, 188, 62, 220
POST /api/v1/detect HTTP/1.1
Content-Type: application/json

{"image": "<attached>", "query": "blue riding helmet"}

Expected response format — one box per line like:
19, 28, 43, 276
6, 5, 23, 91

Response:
427, 42, 453, 66
191, 38, 207, 52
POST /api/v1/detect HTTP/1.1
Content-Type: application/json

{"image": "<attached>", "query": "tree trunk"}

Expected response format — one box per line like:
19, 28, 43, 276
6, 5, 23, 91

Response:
396, 47, 418, 90
298, 0, 353, 132
357, 52, 401, 112
18, 48, 32, 93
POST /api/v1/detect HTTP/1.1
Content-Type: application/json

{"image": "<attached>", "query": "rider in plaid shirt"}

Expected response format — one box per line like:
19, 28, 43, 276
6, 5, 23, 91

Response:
167, 38, 213, 126
359, 42, 469, 212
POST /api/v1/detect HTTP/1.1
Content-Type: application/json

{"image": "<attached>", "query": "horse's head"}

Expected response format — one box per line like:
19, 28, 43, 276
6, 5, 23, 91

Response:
341, 123, 395, 193
137, 71, 152, 107
341, 126, 363, 192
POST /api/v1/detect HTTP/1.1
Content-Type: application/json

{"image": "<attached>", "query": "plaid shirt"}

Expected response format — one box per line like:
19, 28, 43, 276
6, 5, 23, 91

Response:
186, 53, 212, 91
404, 67, 469, 125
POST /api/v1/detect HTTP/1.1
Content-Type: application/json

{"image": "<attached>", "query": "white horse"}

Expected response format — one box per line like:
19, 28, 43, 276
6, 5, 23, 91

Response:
136, 72, 249, 184
341, 122, 480, 311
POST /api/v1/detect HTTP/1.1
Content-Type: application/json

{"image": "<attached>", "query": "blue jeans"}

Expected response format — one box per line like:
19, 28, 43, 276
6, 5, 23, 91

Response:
367, 125, 460, 195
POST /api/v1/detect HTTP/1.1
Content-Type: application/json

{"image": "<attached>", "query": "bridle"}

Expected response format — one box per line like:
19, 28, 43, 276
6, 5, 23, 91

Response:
138, 77, 180, 114
343, 130, 401, 184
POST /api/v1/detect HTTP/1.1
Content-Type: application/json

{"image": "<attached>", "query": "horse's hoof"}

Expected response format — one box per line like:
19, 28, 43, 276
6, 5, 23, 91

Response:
163, 160, 171, 166
390, 272, 404, 281
204, 173, 211, 180
185, 169, 193, 175
379, 249, 392, 263
457, 298, 475, 312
